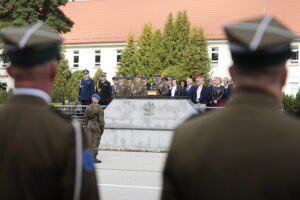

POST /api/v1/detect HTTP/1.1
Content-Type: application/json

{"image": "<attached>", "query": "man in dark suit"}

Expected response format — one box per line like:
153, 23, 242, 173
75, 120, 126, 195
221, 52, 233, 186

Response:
78, 70, 95, 105
0, 21, 99, 200
96, 72, 111, 105
162, 16, 300, 200
183, 78, 196, 99
193, 76, 209, 105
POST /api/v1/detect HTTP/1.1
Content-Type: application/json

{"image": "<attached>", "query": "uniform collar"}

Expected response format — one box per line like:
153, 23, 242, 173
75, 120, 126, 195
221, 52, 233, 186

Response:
14, 88, 51, 103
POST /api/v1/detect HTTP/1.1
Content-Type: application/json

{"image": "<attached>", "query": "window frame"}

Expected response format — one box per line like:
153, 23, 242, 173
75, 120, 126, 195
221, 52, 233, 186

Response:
73, 50, 79, 68
290, 45, 299, 64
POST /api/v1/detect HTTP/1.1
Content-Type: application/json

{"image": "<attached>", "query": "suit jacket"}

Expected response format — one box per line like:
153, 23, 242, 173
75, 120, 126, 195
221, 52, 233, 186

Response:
0, 95, 99, 200
162, 89, 300, 200
168, 86, 182, 97
183, 85, 196, 99
192, 85, 209, 104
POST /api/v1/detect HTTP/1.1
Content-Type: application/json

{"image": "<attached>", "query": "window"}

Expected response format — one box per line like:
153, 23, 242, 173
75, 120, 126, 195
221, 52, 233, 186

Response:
211, 47, 219, 63
291, 45, 298, 64
117, 50, 122, 66
73, 50, 79, 68
95, 50, 101, 68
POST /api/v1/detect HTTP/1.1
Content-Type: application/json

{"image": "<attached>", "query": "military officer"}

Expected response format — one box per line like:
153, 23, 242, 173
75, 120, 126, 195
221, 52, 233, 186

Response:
142, 75, 151, 90
132, 75, 146, 96
78, 69, 95, 105
84, 94, 105, 163
96, 72, 111, 106
0, 21, 99, 200
111, 76, 118, 100
116, 75, 126, 96
152, 74, 168, 95
124, 75, 133, 96
162, 16, 300, 200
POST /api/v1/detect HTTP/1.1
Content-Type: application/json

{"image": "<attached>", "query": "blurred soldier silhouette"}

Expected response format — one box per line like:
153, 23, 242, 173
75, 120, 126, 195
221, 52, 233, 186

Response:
162, 16, 300, 200
0, 21, 99, 200
84, 94, 105, 163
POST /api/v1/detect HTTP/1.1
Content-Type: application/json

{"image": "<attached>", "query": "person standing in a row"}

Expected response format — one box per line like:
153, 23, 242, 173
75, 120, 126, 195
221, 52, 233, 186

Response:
169, 79, 182, 97
79, 70, 95, 105
96, 72, 111, 106
211, 77, 225, 107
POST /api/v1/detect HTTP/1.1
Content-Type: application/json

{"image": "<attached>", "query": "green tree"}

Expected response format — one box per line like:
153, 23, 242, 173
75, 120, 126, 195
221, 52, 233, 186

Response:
51, 54, 71, 103
65, 70, 83, 103
181, 27, 211, 79
93, 69, 103, 83
119, 10, 211, 80
0, 0, 74, 62
135, 24, 156, 77
117, 34, 138, 76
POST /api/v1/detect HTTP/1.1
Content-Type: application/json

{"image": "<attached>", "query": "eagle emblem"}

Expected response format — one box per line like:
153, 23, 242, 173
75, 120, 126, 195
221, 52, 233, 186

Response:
143, 101, 155, 117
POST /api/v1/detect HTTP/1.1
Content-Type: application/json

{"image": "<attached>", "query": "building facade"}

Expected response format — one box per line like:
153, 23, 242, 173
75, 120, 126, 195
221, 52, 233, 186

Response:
0, 0, 299, 96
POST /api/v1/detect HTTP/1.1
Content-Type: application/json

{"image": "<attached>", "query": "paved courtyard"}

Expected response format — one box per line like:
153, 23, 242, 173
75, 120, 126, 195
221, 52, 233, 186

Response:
95, 151, 168, 200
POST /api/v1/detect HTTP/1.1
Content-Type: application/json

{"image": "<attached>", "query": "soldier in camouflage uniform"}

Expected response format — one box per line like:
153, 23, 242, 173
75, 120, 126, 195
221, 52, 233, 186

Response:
125, 75, 133, 96
132, 75, 146, 96
116, 75, 126, 96
152, 74, 169, 96
84, 94, 105, 163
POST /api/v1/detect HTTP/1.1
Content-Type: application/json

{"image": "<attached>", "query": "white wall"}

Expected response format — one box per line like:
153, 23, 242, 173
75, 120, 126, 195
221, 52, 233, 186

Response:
64, 43, 125, 81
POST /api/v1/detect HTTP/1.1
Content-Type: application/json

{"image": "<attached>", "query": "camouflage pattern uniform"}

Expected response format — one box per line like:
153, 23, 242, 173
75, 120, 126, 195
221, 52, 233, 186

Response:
84, 103, 105, 157
125, 82, 133, 96
116, 82, 127, 96
132, 81, 146, 96
152, 80, 169, 96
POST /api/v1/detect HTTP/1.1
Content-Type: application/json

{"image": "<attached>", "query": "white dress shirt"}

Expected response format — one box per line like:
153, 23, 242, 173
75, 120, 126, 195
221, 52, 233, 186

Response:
14, 88, 51, 103
171, 86, 177, 97
196, 85, 203, 100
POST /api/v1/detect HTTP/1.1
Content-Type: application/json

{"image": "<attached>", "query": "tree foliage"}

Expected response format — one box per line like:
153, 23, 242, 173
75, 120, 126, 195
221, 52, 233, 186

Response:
0, 0, 74, 62
282, 92, 300, 113
51, 53, 71, 103
93, 68, 103, 83
65, 70, 83, 103
118, 10, 211, 81
117, 34, 138, 76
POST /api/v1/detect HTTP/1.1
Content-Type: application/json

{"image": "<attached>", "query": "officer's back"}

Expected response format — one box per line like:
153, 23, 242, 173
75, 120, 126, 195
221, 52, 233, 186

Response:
162, 16, 300, 200
0, 22, 99, 200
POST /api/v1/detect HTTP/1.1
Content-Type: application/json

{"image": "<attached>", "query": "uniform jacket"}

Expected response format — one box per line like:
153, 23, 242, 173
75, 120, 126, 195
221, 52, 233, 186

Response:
193, 85, 209, 104
85, 102, 105, 132
111, 85, 116, 100
96, 80, 111, 105
116, 82, 126, 96
152, 81, 169, 96
162, 89, 300, 200
0, 95, 99, 200
78, 78, 95, 100
132, 82, 146, 96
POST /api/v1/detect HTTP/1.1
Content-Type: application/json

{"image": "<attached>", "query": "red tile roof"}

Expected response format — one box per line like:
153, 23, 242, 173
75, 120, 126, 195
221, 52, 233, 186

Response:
61, 0, 300, 44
